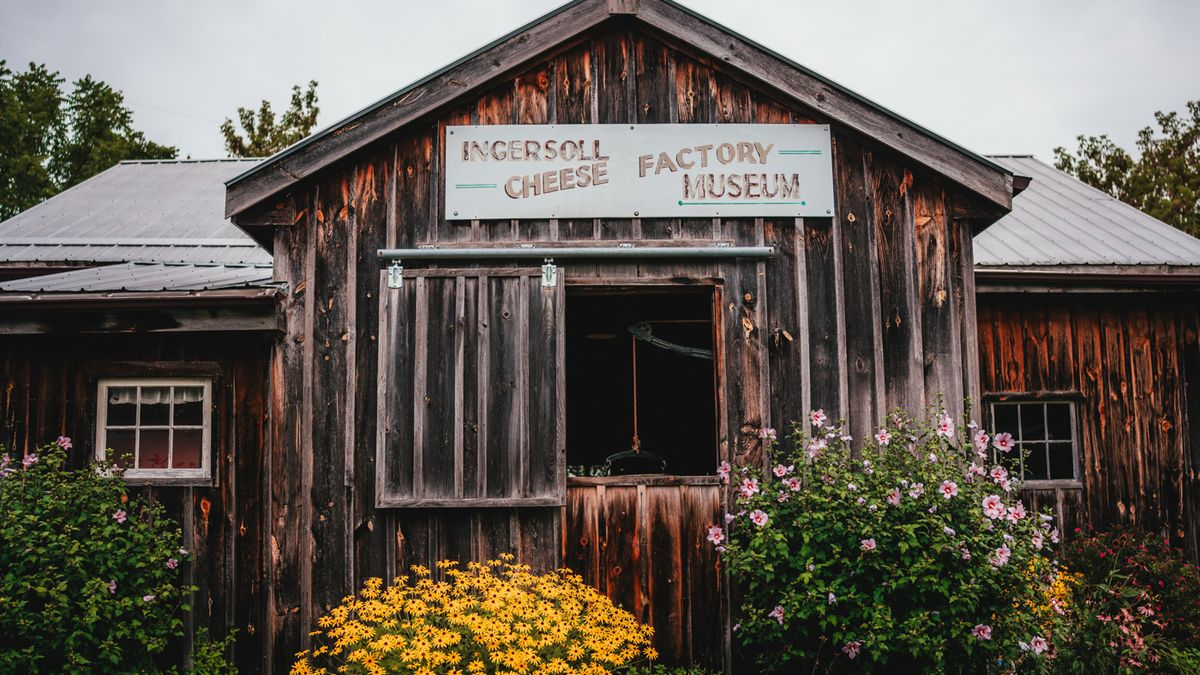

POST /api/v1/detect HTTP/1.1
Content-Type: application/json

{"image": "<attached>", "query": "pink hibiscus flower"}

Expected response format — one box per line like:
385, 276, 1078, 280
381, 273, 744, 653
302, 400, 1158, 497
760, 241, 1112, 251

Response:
989, 545, 1012, 567
810, 409, 827, 427
56, 435, 73, 450
807, 437, 827, 459
972, 429, 989, 453
785, 477, 802, 492
935, 414, 955, 439
842, 641, 862, 660
1029, 636, 1049, 654
972, 624, 992, 640
1006, 501, 1027, 523
739, 477, 760, 499
990, 465, 1008, 482
874, 429, 891, 446
166, 558, 179, 570
940, 480, 959, 499
908, 482, 925, 498
706, 525, 725, 546
758, 427, 777, 442
982, 495, 1006, 520
772, 463, 793, 478
860, 538, 877, 552
113, 509, 127, 524
716, 460, 731, 482
768, 605, 785, 624
749, 509, 769, 527
993, 432, 1015, 453
886, 489, 901, 506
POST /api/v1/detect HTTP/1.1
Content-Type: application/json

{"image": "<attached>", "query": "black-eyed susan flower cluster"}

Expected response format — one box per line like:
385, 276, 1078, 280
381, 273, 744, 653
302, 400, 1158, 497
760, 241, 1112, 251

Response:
292, 554, 657, 675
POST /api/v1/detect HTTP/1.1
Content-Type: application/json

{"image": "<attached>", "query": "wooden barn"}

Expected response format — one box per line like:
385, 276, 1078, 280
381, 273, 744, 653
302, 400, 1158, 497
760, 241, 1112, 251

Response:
0, 1, 1196, 672
973, 155, 1200, 560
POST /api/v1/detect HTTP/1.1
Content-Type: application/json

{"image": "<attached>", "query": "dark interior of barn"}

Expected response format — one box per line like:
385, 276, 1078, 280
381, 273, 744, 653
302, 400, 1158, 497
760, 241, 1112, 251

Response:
565, 287, 718, 476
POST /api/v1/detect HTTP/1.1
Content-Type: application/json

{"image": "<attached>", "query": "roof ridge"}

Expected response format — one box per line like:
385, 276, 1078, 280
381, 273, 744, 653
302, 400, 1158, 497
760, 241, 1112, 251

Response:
120, 158, 264, 165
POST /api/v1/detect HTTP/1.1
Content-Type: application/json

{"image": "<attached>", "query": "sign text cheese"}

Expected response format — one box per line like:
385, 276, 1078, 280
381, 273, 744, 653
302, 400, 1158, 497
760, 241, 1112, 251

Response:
444, 124, 834, 219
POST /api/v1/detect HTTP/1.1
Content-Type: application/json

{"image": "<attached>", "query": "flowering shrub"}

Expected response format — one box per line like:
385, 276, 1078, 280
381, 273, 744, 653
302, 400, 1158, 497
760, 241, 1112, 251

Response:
711, 408, 1059, 671
1049, 527, 1200, 670
292, 555, 657, 674
0, 441, 195, 673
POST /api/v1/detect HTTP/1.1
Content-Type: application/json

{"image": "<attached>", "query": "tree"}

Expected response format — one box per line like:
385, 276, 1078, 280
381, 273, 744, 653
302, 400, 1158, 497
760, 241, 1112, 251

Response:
221, 80, 319, 158
0, 61, 177, 221
1054, 100, 1200, 237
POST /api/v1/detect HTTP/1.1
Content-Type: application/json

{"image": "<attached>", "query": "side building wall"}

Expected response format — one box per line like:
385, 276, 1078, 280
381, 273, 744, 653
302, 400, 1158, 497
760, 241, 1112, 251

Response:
0, 331, 272, 673
976, 292, 1200, 559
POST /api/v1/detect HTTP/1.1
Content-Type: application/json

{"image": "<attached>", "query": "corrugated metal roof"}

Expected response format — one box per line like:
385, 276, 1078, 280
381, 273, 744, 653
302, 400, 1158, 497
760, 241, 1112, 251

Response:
0, 159, 270, 265
0, 262, 276, 293
976, 155, 1200, 267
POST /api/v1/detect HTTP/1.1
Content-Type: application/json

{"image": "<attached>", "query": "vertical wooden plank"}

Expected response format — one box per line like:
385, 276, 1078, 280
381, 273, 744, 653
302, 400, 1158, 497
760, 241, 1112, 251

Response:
1073, 305, 1105, 528
872, 158, 923, 414
269, 217, 308, 668
647, 486, 684, 663
804, 218, 842, 420
554, 44, 596, 242
564, 486, 601, 587
437, 107, 475, 243
682, 484, 722, 669
527, 278, 561, 498
416, 276, 458, 498
396, 131, 433, 248
765, 219, 806, 429
955, 219, 982, 411
913, 183, 961, 412
474, 88, 516, 243
603, 486, 640, 620
484, 275, 520, 498
514, 66, 554, 241
1101, 308, 1133, 527
354, 157, 389, 588
1179, 309, 1200, 559
673, 52, 717, 241
834, 136, 883, 443
634, 33, 677, 244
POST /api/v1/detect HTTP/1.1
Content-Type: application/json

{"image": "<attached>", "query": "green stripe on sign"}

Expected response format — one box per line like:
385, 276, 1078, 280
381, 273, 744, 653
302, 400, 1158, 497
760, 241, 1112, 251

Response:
454, 183, 497, 189
678, 200, 806, 206
778, 150, 822, 155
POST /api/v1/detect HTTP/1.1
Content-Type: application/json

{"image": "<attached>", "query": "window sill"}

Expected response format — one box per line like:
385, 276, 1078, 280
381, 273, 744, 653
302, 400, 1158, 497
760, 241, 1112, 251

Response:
122, 474, 213, 487
568, 475, 722, 487
1018, 479, 1082, 490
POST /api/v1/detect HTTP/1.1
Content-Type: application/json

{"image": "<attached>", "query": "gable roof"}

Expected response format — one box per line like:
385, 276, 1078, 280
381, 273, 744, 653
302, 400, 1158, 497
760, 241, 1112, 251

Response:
225, 0, 1012, 220
1, 159, 270, 266
975, 155, 1200, 269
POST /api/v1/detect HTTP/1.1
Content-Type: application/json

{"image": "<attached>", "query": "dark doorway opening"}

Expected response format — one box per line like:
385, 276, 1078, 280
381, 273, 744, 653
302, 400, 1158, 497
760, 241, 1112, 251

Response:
565, 287, 718, 476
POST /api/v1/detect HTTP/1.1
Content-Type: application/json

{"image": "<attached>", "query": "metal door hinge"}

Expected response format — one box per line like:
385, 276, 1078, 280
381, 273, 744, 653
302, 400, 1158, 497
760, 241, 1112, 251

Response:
387, 260, 404, 289
541, 258, 558, 288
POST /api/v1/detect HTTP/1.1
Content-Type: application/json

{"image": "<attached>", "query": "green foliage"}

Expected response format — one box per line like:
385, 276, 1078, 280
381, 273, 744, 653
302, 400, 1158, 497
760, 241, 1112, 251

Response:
1049, 528, 1200, 671
716, 407, 1058, 672
619, 667, 718, 674
0, 60, 177, 220
221, 80, 320, 158
1054, 100, 1200, 237
0, 442, 195, 674
183, 629, 238, 675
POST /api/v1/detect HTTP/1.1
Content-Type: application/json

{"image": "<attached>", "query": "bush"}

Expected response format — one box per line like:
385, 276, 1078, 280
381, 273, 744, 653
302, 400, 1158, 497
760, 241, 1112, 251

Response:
712, 407, 1060, 672
0, 440, 195, 673
293, 555, 657, 674
1050, 527, 1200, 670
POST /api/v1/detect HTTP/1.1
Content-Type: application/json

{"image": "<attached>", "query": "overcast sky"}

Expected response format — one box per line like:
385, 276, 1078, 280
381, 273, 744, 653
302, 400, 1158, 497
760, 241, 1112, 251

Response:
2, 0, 1197, 162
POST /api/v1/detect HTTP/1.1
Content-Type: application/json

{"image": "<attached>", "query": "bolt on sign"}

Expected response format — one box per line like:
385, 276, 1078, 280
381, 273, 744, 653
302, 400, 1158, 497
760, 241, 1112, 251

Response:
444, 124, 835, 220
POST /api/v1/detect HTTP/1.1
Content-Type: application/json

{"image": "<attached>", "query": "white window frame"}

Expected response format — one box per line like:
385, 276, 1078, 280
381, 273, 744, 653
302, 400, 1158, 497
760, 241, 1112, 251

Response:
95, 377, 212, 483
989, 399, 1081, 488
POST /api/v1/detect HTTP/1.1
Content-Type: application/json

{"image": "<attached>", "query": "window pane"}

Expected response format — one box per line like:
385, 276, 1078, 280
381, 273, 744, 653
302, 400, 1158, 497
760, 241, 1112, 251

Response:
173, 429, 203, 469
1020, 405, 1047, 441
174, 387, 205, 426
1048, 443, 1075, 480
140, 387, 171, 426
138, 429, 170, 468
105, 429, 136, 467
1047, 403, 1072, 440
107, 387, 138, 426
992, 404, 1018, 437
1023, 443, 1049, 480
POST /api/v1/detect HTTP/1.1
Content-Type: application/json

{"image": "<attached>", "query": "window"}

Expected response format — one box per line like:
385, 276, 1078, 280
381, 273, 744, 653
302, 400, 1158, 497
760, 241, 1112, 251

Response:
989, 400, 1078, 483
95, 378, 212, 481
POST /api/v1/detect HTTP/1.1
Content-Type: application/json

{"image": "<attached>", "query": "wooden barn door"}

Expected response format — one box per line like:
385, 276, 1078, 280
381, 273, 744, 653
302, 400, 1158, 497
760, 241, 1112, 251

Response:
375, 268, 565, 508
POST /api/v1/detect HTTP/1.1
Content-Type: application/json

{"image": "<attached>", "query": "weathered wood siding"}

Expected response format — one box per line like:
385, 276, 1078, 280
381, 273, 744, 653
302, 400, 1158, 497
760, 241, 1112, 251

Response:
977, 294, 1200, 558
252, 25, 985, 672
0, 332, 271, 673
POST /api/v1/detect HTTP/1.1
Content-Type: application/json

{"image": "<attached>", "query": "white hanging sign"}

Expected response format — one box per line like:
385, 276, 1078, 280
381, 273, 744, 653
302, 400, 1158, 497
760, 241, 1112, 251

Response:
444, 124, 834, 220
